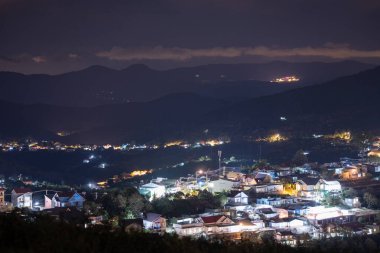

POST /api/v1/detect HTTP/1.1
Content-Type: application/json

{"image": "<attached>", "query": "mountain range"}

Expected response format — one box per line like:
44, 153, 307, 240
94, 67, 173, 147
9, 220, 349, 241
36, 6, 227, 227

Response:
0, 61, 379, 144
0, 61, 373, 106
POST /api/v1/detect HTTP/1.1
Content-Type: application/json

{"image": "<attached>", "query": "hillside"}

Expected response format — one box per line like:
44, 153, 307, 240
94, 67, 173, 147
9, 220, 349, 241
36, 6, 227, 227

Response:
0, 61, 373, 106
0, 93, 226, 143
1, 65, 380, 144
202, 65, 380, 135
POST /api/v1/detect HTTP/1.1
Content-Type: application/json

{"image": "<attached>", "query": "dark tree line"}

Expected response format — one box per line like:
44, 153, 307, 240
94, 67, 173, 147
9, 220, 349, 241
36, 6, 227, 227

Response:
1, 213, 380, 253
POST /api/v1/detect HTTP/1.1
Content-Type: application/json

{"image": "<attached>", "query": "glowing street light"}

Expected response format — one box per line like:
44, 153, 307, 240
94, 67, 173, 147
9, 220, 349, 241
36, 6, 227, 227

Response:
195, 169, 203, 182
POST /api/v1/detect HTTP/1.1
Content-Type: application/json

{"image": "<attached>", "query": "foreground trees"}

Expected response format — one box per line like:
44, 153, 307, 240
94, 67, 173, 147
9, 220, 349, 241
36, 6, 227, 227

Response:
1, 214, 380, 253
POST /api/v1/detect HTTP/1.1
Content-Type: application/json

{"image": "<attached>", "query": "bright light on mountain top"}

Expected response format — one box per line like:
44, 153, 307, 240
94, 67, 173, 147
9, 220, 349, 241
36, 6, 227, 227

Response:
271, 75, 300, 83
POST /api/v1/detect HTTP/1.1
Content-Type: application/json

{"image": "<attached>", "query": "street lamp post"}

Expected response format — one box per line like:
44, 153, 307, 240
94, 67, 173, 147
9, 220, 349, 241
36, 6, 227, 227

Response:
196, 169, 203, 184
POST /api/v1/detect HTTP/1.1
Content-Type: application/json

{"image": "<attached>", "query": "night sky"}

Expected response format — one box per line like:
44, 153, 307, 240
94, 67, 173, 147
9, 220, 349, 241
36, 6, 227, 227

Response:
1, 0, 380, 74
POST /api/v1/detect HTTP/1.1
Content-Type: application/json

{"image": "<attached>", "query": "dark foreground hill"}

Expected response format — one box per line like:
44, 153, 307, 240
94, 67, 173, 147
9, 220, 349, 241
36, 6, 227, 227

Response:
0, 214, 380, 253
0, 61, 372, 106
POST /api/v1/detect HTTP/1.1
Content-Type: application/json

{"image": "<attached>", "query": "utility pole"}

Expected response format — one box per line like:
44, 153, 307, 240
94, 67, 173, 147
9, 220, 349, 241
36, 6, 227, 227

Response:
218, 150, 223, 176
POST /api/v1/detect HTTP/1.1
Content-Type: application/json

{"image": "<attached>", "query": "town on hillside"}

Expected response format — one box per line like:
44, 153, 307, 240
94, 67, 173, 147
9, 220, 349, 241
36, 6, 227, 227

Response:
1, 137, 380, 246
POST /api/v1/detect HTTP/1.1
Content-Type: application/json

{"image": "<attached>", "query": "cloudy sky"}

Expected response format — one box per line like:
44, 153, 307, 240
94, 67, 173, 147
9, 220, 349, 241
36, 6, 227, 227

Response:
1, 0, 380, 74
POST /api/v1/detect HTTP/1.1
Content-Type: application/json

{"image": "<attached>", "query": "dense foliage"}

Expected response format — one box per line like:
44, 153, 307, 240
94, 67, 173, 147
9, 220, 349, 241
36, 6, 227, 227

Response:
151, 190, 227, 217
1, 214, 380, 253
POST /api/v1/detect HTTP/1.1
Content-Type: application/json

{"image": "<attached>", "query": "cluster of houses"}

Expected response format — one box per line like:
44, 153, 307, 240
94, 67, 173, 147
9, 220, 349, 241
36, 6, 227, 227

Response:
136, 160, 380, 245
1, 151, 380, 245
0, 188, 86, 211
165, 189, 380, 245
138, 164, 355, 204
130, 188, 380, 245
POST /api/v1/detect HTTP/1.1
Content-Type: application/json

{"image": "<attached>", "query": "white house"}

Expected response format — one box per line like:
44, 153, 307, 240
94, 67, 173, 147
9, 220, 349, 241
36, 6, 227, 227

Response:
173, 215, 259, 237
139, 183, 166, 201
252, 172, 273, 184
44, 194, 55, 209
173, 217, 204, 236
344, 197, 361, 208
256, 207, 279, 219
253, 184, 283, 194
208, 179, 236, 193
275, 208, 289, 219
227, 192, 248, 206
52, 192, 86, 208
269, 217, 305, 229
257, 197, 282, 206
275, 231, 297, 246
304, 206, 353, 225
11, 188, 33, 209
316, 179, 342, 193
143, 213, 166, 231
295, 177, 320, 198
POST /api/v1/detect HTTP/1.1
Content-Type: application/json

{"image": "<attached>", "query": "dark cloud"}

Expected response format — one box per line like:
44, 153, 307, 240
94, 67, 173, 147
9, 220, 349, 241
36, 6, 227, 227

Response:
97, 45, 380, 61
0, 0, 379, 73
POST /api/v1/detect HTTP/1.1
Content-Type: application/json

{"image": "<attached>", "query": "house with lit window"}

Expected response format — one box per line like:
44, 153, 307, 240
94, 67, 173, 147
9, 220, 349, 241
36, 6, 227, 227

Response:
173, 217, 205, 236
344, 197, 361, 208
315, 179, 341, 195
240, 175, 257, 189
227, 191, 248, 206
208, 179, 237, 193
44, 194, 55, 209
252, 172, 273, 184
253, 183, 283, 194
139, 182, 166, 201
257, 196, 296, 207
11, 188, 33, 209
0, 188, 5, 206
52, 192, 85, 208
275, 231, 297, 246
269, 217, 305, 229
295, 177, 320, 199
200, 215, 237, 235
174, 214, 259, 237
341, 166, 366, 180
143, 213, 167, 231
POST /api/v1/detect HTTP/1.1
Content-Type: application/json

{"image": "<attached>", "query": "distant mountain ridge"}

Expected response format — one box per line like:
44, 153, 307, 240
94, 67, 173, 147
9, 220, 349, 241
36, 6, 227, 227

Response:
200, 65, 380, 135
1, 64, 380, 144
0, 61, 373, 106
0, 93, 226, 143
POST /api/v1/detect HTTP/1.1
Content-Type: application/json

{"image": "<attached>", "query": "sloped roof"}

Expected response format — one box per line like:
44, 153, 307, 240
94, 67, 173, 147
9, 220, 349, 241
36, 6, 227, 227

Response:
55, 192, 85, 202
277, 230, 294, 236
201, 215, 225, 224
259, 208, 276, 214
57, 191, 75, 198
298, 177, 320, 185
45, 193, 55, 200
13, 188, 32, 194
141, 183, 163, 188
145, 213, 162, 222
320, 179, 341, 185
227, 191, 247, 198
253, 172, 271, 179
271, 217, 302, 223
